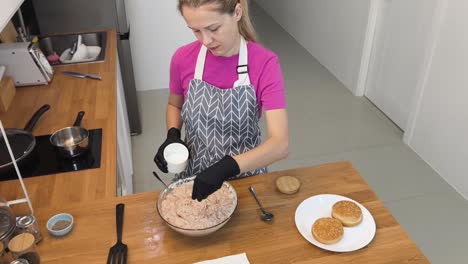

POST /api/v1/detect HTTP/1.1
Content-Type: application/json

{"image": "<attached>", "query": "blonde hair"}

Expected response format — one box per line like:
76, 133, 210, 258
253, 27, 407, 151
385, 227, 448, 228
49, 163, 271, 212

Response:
178, 0, 258, 42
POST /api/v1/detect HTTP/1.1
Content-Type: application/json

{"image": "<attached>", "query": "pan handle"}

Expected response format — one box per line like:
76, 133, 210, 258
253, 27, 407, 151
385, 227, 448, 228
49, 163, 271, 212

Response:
24, 104, 51, 132
73, 111, 85, 127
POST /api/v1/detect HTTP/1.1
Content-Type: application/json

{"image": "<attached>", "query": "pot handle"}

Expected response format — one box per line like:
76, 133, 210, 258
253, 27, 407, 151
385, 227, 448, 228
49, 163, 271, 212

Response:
24, 104, 51, 132
73, 111, 85, 127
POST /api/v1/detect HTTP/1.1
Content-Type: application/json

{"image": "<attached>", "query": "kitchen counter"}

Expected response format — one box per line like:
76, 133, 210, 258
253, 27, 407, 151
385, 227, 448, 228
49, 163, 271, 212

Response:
0, 30, 117, 214
34, 161, 429, 263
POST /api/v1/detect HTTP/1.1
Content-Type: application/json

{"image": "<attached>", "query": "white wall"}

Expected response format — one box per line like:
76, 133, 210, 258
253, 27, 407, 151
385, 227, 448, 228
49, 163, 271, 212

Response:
254, 0, 371, 94
406, 0, 468, 199
125, 0, 195, 91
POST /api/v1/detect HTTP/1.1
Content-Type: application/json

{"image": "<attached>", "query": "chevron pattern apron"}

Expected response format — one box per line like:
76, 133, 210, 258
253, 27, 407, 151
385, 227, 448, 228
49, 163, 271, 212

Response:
176, 38, 267, 180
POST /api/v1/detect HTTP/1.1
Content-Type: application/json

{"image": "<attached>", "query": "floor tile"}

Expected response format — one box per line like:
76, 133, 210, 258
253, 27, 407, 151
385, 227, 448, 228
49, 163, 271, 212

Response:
344, 144, 455, 201
386, 192, 468, 263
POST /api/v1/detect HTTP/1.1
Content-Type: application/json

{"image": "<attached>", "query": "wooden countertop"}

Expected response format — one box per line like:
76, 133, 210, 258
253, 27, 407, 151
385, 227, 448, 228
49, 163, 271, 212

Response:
0, 30, 117, 214
35, 161, 429, 263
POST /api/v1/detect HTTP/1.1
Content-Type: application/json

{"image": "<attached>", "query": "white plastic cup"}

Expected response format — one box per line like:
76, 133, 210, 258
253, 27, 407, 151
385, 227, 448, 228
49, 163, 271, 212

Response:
163, 143, 189, 173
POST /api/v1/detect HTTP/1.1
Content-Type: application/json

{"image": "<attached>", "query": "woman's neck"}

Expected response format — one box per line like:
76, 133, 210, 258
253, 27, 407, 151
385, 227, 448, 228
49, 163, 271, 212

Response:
222, 34, 241, 57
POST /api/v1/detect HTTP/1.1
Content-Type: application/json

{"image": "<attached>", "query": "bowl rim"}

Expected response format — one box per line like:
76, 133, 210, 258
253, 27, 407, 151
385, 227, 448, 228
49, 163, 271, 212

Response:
46, 212, 74, 232
156, 176, 238, 231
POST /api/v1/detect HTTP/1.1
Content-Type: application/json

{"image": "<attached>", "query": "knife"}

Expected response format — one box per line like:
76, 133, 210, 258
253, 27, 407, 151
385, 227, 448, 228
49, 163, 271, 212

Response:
62, 71, 102, 80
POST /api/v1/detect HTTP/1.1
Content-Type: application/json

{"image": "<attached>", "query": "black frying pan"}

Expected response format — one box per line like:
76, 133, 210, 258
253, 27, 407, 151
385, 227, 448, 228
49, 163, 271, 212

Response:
0, 104, 50, 174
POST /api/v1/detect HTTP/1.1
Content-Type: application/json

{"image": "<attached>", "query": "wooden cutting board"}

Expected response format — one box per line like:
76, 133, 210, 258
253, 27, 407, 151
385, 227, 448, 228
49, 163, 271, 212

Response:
0, 21, 18, 43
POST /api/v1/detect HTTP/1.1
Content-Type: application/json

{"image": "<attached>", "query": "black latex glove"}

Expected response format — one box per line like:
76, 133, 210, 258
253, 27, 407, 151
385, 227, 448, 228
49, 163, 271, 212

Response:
192, 155, 240, 202
154, 127, 186, 173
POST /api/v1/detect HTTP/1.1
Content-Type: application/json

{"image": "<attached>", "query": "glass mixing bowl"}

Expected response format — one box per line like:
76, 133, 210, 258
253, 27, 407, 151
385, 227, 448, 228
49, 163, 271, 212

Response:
156, 176, 238, 237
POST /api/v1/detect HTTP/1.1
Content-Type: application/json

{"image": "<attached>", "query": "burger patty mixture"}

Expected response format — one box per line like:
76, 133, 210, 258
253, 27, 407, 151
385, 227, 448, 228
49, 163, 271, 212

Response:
160, 183, 236, 229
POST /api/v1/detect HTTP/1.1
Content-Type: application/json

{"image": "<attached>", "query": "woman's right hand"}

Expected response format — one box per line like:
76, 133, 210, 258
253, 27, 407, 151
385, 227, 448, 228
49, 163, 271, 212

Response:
154, 127, 186, 173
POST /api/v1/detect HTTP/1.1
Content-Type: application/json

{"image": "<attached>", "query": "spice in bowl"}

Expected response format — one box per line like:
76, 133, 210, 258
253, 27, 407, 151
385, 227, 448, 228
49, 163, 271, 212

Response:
51, 220, 71, 231
46, 213, 74, 237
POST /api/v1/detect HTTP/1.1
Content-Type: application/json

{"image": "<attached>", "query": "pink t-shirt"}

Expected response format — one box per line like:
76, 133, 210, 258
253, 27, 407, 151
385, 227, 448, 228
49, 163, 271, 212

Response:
169, 41, 286, 114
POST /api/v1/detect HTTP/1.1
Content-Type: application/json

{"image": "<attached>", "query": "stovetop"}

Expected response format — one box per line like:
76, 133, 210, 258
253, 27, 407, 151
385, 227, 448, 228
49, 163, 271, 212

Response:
0, 129, 102, 181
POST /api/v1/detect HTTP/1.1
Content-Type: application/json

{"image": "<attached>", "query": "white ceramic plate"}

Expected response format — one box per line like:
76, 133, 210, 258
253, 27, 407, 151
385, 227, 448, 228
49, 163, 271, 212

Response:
295, 194, 376, 252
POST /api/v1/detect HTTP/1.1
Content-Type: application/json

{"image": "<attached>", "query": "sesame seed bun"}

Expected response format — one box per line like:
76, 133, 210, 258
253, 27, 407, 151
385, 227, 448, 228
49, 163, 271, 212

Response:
332, 200, 363, 227
311, 217, 344, 245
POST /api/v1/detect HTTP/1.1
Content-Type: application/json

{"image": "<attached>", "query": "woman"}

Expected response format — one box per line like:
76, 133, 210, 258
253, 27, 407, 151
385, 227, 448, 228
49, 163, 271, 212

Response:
154, 0, 288, 201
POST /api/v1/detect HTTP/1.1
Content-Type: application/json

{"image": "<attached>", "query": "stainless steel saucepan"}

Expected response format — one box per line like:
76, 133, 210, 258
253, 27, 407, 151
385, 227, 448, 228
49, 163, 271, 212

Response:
50, 111, 89, 158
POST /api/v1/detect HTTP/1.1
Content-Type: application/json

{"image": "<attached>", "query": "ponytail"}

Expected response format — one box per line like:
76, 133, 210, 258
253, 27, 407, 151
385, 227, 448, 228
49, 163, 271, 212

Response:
237, 0, 257, 42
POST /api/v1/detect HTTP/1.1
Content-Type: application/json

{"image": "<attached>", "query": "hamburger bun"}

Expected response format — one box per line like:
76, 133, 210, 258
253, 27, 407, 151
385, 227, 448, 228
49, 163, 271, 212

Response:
311, 217, 344, 245
276, 176, 301, 194
332, 200, 363, 227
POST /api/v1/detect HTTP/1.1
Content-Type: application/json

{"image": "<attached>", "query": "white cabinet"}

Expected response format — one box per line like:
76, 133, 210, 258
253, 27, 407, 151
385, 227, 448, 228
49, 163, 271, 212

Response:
0, 0, 24, 32
406, 0, 468, 200
116, 54, 134, 195
364, 0, 438, 130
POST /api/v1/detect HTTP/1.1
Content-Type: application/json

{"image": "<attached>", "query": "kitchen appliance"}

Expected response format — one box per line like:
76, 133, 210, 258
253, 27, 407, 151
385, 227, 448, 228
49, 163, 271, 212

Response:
0, 128, 102, 181
0, 42, 53, 86
33, 0, 142, 135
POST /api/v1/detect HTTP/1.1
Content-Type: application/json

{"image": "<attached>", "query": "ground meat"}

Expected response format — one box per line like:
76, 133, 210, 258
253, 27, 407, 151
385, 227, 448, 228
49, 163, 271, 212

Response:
160, 183, 236, 229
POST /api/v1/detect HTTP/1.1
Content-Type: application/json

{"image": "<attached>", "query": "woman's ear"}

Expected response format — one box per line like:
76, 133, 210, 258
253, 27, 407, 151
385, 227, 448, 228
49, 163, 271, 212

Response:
234, 3, 243, 22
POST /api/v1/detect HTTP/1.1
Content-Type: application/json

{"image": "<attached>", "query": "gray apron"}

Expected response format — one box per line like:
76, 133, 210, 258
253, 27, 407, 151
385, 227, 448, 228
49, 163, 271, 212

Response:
176, 38, 267, 180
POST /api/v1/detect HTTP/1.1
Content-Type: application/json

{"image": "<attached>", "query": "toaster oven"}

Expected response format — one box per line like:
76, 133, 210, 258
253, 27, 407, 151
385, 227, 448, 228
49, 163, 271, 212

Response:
0, 42, 54, 86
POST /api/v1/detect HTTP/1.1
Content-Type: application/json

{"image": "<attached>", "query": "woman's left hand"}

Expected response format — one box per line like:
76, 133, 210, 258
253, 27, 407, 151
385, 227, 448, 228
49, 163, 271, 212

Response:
192, 155, 240, 201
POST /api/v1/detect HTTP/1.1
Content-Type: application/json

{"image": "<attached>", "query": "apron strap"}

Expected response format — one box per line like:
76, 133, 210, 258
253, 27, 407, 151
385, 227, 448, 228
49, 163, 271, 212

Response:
193, 38, 251, 87
194, 45, 207, 80
233, 37, 251, 87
